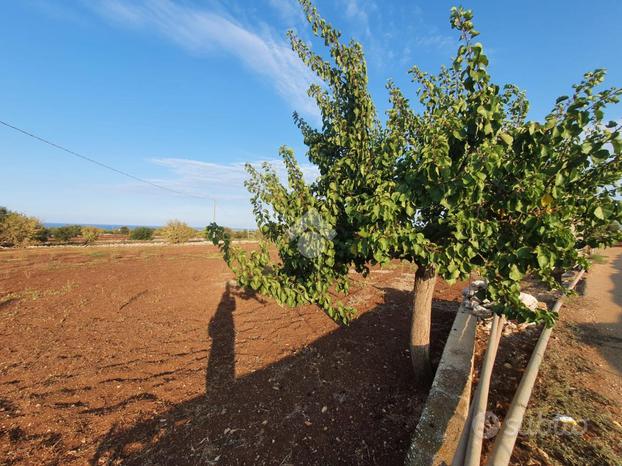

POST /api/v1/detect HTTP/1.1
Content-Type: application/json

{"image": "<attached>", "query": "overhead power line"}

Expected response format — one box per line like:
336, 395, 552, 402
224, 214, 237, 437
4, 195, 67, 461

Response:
0, 119, 210, 200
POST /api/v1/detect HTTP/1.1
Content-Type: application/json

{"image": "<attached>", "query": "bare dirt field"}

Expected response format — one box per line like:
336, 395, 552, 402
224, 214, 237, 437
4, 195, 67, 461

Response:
0, 244, 465, 465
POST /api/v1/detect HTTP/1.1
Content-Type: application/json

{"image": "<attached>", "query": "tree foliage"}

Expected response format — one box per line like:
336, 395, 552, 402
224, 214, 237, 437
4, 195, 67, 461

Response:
160, 220, 197, 244
0, 208, 45, 247
81, 226, 101, 245
129, 226, 154, 241
52, 225, 82, 242
207, 2, 622, 326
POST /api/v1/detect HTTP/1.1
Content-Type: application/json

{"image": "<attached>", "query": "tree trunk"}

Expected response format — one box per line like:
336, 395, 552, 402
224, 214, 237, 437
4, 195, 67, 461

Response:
410, 264, 437, 386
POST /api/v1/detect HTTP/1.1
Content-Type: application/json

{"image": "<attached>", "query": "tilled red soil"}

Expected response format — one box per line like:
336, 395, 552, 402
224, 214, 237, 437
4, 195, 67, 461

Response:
0, 245, 464, 465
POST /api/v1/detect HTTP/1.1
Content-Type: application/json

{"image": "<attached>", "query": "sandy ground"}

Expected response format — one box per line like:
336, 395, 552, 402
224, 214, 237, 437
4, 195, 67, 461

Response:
577, 247, 622, 384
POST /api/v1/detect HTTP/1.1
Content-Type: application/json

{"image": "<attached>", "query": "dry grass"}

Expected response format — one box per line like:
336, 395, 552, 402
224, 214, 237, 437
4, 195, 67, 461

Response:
517, 323, 622, 465
0, 281, 77, 305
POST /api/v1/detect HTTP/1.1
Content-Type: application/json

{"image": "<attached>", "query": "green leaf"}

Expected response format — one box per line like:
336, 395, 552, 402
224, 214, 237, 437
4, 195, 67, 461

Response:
536, 250, 549, 268
509, 264, 522, 281
594, 206, 605, 220
499, 132, 513, 146
540, 193, 553, 207
516, 246, 531, 259
454, 230, 467, 240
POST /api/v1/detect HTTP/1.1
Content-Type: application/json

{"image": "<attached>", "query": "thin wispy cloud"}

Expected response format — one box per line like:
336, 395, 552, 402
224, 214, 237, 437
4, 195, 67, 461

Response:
91, 0, 320, 120
130, 156, 320, 202
334, 1, 455, 73
268, 0, 306, 26
341, 0, 373, 38
414, 34, 455, 51
109, 156, 320, 227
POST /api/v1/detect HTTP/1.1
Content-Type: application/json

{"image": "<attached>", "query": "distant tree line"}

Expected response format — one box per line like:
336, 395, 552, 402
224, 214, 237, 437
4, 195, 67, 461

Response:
0, 208, 255, 247
222, 227, 263, 240
0, 206, 260, 248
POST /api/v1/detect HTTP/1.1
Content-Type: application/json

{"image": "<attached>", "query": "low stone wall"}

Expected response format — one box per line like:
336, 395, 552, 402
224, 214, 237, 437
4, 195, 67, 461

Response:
404, 306, 477, 466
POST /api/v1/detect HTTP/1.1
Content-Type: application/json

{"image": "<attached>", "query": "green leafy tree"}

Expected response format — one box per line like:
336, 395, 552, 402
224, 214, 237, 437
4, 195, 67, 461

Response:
118, 226, 130, 235
33, 226, 50, 243
0, 210, 45, 247
160, 220, 197, 244
129, 226, 154, 240
81, 226, 101, 245
52, 225, 82, 242
207, 2, 621, 383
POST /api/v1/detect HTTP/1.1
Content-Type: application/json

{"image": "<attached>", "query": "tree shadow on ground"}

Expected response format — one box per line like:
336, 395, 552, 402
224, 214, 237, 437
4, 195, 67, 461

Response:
91, 284, 460, 466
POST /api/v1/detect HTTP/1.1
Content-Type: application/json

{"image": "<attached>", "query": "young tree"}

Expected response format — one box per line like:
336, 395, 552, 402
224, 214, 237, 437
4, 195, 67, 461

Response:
160, 220, 197, 244
207, 2, 621, 384
81, 226, 101, 245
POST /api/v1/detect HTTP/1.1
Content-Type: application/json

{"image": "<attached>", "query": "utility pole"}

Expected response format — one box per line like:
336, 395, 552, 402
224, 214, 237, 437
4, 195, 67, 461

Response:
212, 199, 216, 223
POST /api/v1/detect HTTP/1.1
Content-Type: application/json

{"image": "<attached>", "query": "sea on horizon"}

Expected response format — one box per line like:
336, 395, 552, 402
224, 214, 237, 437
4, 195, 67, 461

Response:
43, 222, 162, 231
43, 223, 250, 231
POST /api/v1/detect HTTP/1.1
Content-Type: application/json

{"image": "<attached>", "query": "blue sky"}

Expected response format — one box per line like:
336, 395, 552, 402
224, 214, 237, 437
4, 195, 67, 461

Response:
1, 0, 621, 228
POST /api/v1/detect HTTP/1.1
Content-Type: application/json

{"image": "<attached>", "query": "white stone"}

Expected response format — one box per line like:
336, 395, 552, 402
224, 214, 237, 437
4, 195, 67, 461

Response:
519, 292, 539, 311
517, 322, 537, 331
554, 415, 578, 426
472, 304, 492, 318
471, 279, 488, 289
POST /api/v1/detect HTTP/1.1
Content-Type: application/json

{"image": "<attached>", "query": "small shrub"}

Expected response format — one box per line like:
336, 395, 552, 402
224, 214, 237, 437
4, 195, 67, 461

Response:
118, 226, 130, 235
81, 226, 101, 245
0, 210, 45, 247
160, 220, 196, 244
52, 225, 82, 242
33, 227, 50, 243
129, 226, 154, 241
